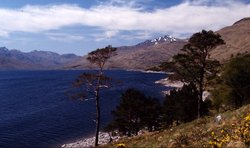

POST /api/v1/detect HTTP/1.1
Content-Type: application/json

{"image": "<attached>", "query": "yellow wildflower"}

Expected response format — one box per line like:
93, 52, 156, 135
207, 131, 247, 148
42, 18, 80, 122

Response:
116, 143, 126, 148
245, 115, 250, 121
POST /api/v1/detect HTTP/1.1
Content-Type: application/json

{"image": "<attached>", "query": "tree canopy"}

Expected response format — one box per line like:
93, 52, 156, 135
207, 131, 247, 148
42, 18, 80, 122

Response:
161, 30, 224, 118
106, 88, 161, 136
162, 83, 210, 127
212, 54, 250, 110
87, 45, 117, 71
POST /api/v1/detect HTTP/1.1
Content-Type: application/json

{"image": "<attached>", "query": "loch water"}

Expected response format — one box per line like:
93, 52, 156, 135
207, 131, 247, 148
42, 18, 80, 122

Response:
0, 70, 168, 147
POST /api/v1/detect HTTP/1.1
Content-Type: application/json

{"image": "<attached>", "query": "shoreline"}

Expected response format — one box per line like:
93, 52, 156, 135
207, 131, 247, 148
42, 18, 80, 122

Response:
61, 70, 173, 147
155, 77, 184, 88
155, 77, 184, 94
61, 132, 121, 148
124, 69, 173, 74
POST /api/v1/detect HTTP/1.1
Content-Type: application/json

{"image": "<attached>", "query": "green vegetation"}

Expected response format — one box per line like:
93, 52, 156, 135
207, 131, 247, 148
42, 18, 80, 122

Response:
102, 31, 250, 148
160, 30, 224, 118
105, 84, 211, 138
212, 54, 250, 111
71, 45, 117, 146
209, 114, 250, 147
162, 83, 210, 127
103, 104, 250, 148
105, 89, 161, 137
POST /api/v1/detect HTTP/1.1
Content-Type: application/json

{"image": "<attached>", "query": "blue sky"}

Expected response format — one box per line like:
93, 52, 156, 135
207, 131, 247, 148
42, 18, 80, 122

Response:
0, 0, 250, 55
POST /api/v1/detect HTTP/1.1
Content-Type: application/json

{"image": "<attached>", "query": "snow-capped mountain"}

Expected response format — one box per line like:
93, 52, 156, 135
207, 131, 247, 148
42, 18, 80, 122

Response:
67, 35, 187, 70
151, 35, 177, 44
136, 35, 178, 46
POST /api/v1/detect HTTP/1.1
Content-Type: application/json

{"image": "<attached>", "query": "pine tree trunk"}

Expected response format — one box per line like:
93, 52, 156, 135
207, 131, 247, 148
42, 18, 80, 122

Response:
94, 75, 101, 147
94, 89, 100, 147
198, 69, 205, 119
198, 88, 202, 119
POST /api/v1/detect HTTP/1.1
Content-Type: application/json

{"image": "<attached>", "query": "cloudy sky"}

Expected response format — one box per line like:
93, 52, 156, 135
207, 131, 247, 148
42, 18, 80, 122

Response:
0, 0, 250, 55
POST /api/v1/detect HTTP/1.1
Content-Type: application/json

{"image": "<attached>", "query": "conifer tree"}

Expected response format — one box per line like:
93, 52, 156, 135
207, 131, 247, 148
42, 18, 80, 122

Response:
162, 30, 224, 118
106, 88, 161, 136
212, 54, 250, 109
72, 45, 116, 146
162, 83, 210, 127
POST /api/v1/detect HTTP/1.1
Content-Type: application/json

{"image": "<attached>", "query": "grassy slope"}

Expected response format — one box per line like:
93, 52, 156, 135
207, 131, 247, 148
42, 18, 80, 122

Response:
103, 104, 250, 147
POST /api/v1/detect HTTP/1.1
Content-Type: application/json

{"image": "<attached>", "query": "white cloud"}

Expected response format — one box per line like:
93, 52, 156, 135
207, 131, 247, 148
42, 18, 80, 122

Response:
0, 30, 9, 37
105, 30, 119, 38
0, 0, 249, 38
46, 33, 84, 41
94, 30, 152, 41
119, 31, 153, 40
91, 30, 119, 41
100, 0, 153, 8
0, 5, 83, 34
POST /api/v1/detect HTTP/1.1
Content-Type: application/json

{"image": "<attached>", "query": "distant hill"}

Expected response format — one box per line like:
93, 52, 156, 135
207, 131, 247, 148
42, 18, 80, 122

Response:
210, 17, 250, 62
1, 17, 249, 70
69, 17, 250, 70
67, 35, 187, 70
0, 47, 80, 69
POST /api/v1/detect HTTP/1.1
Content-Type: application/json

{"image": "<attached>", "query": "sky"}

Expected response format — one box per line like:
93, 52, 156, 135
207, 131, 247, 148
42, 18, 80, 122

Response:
0, 0, 250, 55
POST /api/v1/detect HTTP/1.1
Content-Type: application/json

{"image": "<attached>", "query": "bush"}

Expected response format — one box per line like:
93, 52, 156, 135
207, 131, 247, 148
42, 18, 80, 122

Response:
106, 88, 161, 136
162, 83, 210, 127
212, 54, 250, 109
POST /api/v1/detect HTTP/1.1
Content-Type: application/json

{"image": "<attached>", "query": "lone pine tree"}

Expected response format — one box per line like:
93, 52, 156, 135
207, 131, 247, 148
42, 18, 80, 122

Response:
72, 45, 116, 146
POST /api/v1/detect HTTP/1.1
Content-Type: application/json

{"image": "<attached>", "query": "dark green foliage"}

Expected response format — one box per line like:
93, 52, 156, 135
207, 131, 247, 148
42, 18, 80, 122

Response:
162, 83, 210, 127
224, 55, 250, 107
106, 88, 161, 136
140, 96, 162, 132
108, 88, 146, 137
211, 84, 231, 112
170, 30, 224, 83
161, 30, 224, 118
161, 89, 177, 127
212, 54, 250, 109
87, 45, 117, 70
200, 99, 211, 117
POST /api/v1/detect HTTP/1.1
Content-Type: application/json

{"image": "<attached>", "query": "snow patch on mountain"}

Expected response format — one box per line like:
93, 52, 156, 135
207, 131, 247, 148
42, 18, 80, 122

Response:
150, 35, 177, 44
137, 35, 178, 46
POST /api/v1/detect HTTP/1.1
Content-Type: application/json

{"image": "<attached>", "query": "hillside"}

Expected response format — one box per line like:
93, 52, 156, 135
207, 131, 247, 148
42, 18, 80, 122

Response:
104, 104, 250, 147
211, 17, 250, 63
1, 18, 249, 70
68, 17, 250, 70
0, 47, 80, 69
66, 36, 187, 70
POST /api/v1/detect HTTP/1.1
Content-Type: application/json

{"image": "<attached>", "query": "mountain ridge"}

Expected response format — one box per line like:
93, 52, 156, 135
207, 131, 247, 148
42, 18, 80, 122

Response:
136, 35, 179, 46
0, 17, 249, 70
210, 17, 250, 62
66, 35, 187, 70
69, 15, 250, 70
0, 47, 80, 70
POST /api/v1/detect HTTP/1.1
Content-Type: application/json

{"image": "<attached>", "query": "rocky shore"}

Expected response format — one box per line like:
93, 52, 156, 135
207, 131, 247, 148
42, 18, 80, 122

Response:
155, 78, 211, 100
61, 132, 121, 148
155, 77, 184, 94
155, 78, 184, 88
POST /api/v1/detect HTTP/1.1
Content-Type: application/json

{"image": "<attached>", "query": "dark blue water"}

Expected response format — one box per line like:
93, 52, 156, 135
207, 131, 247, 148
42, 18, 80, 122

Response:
0, 70, 168, 147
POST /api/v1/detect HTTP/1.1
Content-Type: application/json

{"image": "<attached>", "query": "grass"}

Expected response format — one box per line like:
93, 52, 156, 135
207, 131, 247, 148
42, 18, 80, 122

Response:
102, 104, 250, 147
